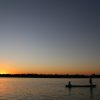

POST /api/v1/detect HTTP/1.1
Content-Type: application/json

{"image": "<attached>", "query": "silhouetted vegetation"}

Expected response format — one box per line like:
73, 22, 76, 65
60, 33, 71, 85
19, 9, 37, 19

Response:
0, 74, 100, 78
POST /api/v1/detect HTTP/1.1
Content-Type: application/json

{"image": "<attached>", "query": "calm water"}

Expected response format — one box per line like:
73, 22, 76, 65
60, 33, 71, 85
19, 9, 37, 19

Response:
0, 78, 99, 100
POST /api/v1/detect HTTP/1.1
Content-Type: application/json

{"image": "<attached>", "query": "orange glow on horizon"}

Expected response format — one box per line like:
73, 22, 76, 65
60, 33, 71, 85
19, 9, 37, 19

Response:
0, 69, 99, 75
0, 71, 7, 74
0, 60, 99, 75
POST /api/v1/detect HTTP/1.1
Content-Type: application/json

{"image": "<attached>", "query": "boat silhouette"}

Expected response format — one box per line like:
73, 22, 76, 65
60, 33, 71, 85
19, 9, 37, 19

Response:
65, 84, 96, 88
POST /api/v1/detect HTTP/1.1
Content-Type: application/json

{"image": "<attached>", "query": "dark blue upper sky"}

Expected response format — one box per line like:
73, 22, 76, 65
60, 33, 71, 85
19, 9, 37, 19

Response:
0, 0, 100, 74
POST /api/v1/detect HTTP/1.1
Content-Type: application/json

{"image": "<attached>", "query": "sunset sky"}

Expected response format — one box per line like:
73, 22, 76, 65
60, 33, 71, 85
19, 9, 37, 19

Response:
0, 0, 100, 74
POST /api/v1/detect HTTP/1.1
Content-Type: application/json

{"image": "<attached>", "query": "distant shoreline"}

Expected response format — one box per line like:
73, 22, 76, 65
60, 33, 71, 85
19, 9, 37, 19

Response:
0, 74, 100, 78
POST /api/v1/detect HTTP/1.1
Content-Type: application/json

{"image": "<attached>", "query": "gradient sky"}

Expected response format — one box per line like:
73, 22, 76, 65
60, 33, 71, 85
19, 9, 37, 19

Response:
0, 0, 100, 74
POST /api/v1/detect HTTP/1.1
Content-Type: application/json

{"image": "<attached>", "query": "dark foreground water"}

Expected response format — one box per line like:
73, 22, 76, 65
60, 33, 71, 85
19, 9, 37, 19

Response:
0, 78, 99, 100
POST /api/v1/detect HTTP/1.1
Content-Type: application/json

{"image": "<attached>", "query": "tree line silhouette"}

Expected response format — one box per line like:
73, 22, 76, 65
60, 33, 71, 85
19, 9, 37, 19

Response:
0, 74, 100, 78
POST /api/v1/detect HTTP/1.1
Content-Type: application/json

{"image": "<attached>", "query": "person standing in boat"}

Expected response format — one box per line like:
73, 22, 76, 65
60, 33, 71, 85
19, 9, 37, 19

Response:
68, 81, 71, 87
89, 78, 92, 85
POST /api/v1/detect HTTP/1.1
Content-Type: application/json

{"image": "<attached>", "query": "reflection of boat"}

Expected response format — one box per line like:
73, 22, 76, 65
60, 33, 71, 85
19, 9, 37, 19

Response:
65, 84, 96, 88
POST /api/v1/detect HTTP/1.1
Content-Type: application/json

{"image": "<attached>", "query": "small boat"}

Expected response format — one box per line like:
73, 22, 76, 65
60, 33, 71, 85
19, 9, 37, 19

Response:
65, 84, 96, 88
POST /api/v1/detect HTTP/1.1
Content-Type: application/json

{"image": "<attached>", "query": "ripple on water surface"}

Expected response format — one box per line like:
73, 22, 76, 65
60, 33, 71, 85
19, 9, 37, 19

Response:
0, 78, 100, 100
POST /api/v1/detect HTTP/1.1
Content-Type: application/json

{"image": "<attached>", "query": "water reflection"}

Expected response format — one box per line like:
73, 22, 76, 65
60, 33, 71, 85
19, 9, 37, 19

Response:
90, 87, 94, 100
67, 87, 94, 100
68, 88, 71, 95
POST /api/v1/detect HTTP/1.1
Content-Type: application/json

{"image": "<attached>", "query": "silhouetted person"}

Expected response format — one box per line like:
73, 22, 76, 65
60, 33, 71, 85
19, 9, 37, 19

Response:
68, 81, 71, 87
89, 78, 92, 85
